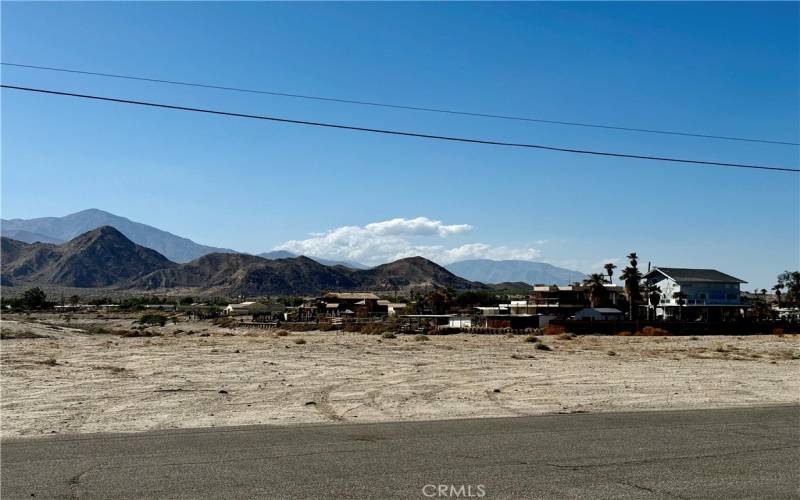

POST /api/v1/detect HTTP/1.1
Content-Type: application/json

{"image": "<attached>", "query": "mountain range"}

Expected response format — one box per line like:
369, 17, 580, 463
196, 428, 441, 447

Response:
257, 251, 369, 270
2, 209, 234, 263
1, 209, 585, 285
445, 259, 586, 286
1, 227, 486, 295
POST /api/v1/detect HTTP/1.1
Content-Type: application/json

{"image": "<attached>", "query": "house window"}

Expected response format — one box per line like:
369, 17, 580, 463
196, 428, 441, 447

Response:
699, 294, 706, 300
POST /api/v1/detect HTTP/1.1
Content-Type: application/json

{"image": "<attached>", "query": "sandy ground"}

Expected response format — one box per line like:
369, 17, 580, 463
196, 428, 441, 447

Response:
1, 313, 798, 438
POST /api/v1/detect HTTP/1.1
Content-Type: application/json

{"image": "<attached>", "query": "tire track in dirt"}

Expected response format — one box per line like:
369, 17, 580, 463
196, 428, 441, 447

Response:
485, 379, 534, 416
311, 383, 348, 422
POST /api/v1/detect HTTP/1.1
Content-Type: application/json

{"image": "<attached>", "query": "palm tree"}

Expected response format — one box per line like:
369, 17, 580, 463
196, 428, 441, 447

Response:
627, 252, 638, 268
603, 262, 617, 284
583, 273, 608, 308
773, 283, 783, 306
641, 281, 661, 320
647, 284, 661, 320
619, 266, 642, 319
672, 291, 687, 320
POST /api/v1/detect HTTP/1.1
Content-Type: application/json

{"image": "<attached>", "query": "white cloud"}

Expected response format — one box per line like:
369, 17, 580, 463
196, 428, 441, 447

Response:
275, 217, 540, 266
364, 217, 471, 237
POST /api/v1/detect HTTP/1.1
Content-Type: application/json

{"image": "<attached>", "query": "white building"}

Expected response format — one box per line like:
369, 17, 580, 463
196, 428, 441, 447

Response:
448, 316, 473, 328
643, 267, 746, 321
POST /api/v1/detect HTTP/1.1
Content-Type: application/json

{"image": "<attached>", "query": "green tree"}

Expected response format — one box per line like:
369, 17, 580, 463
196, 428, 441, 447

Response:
22, 287, 48, 310
776, 271, 799, 306
68, 295, 81, 308
583, 273, 608, 308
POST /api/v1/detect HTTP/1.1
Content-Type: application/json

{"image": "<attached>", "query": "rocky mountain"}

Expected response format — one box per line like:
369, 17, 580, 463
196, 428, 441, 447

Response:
130, 254, 359, 296
1, 209, 235, 263
257, 251, 368, 270
445, 259, 585, 286
357, 257, 485, 291
2, 228, 487, 295
1, 226, 177, 287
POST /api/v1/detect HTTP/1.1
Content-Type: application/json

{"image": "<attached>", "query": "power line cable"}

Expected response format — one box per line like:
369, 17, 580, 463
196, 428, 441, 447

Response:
2, 84, 797, 173
3, 61, 798, 147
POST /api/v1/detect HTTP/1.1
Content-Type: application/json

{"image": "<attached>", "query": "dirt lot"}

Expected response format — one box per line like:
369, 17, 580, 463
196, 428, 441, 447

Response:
1, 313, 798, 438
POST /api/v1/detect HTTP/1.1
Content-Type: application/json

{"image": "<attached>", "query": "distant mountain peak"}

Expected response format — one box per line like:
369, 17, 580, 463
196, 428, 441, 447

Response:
445, 259, 585, 286
1, 209, 236, 262
1, 227, 176, 288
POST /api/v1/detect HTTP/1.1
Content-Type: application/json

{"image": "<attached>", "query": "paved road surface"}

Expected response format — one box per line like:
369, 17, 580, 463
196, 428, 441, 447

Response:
2, 405, 798, 499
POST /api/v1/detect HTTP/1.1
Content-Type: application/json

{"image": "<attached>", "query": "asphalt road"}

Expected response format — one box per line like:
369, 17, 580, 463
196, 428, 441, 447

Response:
2, 405, 798, 499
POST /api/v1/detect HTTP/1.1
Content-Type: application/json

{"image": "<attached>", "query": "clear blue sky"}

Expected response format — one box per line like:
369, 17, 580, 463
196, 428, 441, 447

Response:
2, 2, 798, 289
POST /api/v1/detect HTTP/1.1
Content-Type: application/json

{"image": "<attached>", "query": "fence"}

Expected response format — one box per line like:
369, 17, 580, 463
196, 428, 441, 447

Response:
548, 320, 800, 336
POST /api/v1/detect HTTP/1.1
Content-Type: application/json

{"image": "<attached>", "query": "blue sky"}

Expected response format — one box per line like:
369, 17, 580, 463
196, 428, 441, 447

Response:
2, 2, 798, 289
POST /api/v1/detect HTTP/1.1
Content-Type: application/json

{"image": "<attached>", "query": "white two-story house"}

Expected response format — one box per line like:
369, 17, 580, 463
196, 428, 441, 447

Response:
642, 267, 747, 321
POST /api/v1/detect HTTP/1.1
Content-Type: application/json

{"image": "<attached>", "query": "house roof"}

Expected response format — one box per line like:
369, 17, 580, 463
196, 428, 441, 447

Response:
579, 308, 623, 314
324, 292, 380, 300
226, 301, 256, 309
645, 267, 747, 284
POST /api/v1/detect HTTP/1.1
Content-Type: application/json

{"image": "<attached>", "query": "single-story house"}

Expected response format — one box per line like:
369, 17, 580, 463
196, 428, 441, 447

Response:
385, 302, 408, 316
321, 292, 381, 316
574, 308, 624, 321
224, 301, 270, 316
448, 316, 473, 329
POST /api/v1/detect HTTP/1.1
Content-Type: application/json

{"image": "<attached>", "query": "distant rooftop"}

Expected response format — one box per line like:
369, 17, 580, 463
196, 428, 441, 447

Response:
324, 292, 380, 300
646, 267, 746, 284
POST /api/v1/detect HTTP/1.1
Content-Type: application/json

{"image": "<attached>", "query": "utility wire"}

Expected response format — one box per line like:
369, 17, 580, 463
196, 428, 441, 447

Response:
2, 84, 797, 173
3, 61, 798, 147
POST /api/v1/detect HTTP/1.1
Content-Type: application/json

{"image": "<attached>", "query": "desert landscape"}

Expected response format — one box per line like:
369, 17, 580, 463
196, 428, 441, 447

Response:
2, 313, 798, 438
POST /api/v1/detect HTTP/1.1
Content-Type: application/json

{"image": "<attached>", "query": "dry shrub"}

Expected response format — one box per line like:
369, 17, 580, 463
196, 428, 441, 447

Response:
1, 329, 48, 340
381, 332, 396, 339
638, 326, 671, 336
139, 313, 167, 326
118, 330, 161, 338
318, 321, 336, 331
358, 323, 382, 335
543, 324, 566, 336
85, 324, 113, 335
524, 335, 539, 343
274, 330, 289, 337
282, 323, 317, 332
558, 333, 575, 341
213, 316, 238, 328
293, 338, 307, 345
38, 356, 59, 366
773, 328, 785, 337
414, 334, 430, 342
616, 331, 633, 336
535, 343, 552, 351
93, 365, 127, 373
511, 353, 535, 360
